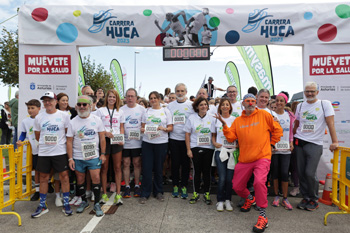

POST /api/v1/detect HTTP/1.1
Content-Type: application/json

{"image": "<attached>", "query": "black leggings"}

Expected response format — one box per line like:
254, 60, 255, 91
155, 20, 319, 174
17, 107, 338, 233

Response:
271, 153, 291, 182
191, 147, 214, 193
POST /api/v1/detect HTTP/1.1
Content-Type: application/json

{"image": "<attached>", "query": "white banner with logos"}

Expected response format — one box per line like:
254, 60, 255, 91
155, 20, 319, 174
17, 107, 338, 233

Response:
303, 44, 350, 180
18, 3, 350, 47
18, 45, 78, 131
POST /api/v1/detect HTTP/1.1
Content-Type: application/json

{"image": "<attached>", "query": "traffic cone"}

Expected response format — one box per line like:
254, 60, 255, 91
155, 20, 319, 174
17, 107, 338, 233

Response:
3, 157, 9, 178
319, 173, 333, 205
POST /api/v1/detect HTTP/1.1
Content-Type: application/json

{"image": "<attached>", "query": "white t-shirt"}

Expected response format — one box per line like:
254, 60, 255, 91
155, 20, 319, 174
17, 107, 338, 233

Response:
121, 104, 146, 149
215, 115, 236, 150
294, 100, 334, 145
231, 101, 243, 118
167, 100, 194, 141
142, 108, 173, 144
208, 104, 218, 117
190, 13, 206, 33
274, 111, 291, 155
67, 115, 105, 160
34, 110, 70, 156
184, 113, 215, 149
20, 117, 38, 155
95, 107, 125, 134
258, 107, 278, 117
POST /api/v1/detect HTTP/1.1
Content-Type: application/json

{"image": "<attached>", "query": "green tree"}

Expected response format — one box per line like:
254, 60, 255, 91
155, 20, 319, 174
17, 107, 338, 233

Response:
0, 28, 18, 87
82, 55, 114, 94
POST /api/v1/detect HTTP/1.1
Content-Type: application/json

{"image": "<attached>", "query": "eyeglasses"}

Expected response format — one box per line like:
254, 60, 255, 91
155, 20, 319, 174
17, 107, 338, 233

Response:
77, 103, 88, 107
42, 99, 54, 103
244, 100, 256, 104
227, 91, 237, 94
304, 90, 317, 94
126, 95, 136, 98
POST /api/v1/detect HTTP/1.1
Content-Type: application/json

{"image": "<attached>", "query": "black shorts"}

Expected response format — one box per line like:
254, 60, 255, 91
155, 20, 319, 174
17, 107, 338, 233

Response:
32, 154, 38, 170
122, 148, 141, 158
36, 154, 69, 174
105, 137, 123, 155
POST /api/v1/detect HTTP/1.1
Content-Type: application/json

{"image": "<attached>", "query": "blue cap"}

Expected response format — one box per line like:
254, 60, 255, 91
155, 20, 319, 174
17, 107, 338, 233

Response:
243, 93, 256, 101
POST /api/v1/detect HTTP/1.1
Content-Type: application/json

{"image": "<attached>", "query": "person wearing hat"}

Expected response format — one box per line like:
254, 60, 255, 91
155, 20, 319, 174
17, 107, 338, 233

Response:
203, 77, 225, 99
31, 91, 73, 218
215, 93, 283, 233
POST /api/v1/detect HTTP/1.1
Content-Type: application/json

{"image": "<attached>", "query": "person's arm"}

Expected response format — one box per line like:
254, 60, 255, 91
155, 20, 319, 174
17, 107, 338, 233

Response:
185, 132, 193, 158
186, 17, 194, 28
325, 115, 338, 152
174, 11, 188, 24
35, 131, 40, 142
67, 137, 75, 171
212, 133, 222, 148
154, 19, 170, 33
98, 132, 107, 164
119, 123, 125, 145
141, 123, 146, 133
16, 132, 27, 147
269, 115, 284, 146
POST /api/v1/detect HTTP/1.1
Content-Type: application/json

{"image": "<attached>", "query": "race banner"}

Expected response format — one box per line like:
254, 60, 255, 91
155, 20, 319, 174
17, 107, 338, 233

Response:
224, 61, 241, 100
122, 66, 127, 95
78, 52, 85, 96
19, 3, 349, 46
110, 59, 124, 99
303, 44, 350, 180
237, 45, 274, 96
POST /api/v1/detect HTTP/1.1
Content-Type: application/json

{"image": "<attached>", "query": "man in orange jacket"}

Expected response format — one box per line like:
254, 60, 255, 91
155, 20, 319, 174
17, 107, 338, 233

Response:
215, 93, 283, 233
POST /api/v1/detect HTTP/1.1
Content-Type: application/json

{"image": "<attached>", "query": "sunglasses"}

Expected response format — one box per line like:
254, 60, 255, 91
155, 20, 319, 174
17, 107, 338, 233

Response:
77, 103, 88, 107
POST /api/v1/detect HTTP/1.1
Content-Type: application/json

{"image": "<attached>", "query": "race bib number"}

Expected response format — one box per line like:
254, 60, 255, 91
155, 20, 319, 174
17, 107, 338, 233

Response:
44, 134, 58, 145
197, 135, 211, 146
173, 115, 186, 125
128, 130, 141, 140
111, 134, 124, 144
81, 142, 97, 160
301, 122, 315, 133
222, 136, 236, 148
275, 140, 290, 151
145, 124, 158, 134
148, 131, 161, 140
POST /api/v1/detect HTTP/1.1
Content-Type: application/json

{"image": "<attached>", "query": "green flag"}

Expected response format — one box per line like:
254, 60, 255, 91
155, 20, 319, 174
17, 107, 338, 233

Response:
110, 59, 124, 99
8, 86, 11, 101
237, 46, 274, 96
78, 52, 85, 96
224, 61, 241, 100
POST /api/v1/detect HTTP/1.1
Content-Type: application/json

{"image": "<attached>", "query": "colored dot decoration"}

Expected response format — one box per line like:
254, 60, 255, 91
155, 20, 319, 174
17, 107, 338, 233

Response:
31, 8, 48, 22
317, 24, 337, 42
209, 17, 220, 28
226, 8, 234, 14
225, 30, 240, 44
155, 33, 166, 46
304, 12, 313, 20
56, 23, 78, 43
73, 10, 81, 17
143, 9, 152, 16
335, 4, 350, 19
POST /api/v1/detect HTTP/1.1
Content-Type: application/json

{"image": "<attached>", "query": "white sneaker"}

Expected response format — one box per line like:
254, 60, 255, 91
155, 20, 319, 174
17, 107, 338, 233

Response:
216, 202, 224, 212
69, 196, 79, 205
55, 196, 63, 207
225, 200, 233, 211
74, 196, 82, 206
290, 187, 300, 197
86, 190, 92, 198
91, 192, 95, 201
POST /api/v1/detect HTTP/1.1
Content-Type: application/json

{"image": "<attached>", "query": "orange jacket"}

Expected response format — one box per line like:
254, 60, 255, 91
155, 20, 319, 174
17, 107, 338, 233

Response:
223, 108, 283, 163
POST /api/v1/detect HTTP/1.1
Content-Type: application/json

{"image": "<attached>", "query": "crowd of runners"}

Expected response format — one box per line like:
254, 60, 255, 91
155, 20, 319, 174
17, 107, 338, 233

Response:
14, 81, 338, 233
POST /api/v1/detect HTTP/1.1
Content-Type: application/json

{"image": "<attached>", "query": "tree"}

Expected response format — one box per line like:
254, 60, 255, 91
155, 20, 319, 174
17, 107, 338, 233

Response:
0, 28, 18, 87
82, 55, 114, 94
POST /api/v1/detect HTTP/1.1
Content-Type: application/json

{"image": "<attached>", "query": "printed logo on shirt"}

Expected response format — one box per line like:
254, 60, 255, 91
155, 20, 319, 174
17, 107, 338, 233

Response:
231, 112, 239, 117
78, 126, 96, 138
147, 115, 161, 124
125, 115, 138, 125
200, 128, 211, 134
29, 126, 34, 135
302, 111, 317, 121
56, 118, 62, 122
46, 124, 60, 132
91, 122, 96, 126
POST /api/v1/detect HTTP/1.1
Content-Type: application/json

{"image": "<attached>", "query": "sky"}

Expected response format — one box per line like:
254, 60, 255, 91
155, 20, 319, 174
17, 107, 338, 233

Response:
0, 0, 343, 103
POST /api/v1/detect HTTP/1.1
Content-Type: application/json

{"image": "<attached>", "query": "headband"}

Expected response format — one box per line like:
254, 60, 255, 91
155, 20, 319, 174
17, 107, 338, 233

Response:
277, 93, 288, 103
77, 98, 91, 105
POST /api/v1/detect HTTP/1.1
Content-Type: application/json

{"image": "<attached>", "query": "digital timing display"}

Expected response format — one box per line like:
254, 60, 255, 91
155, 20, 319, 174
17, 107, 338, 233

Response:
163, 47, 210, 61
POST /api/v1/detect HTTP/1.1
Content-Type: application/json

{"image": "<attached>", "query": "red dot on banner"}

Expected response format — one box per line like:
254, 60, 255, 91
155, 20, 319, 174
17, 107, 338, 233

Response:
317, 24, 337, 42
155, 33, 166, 46
32, 8, 48, 22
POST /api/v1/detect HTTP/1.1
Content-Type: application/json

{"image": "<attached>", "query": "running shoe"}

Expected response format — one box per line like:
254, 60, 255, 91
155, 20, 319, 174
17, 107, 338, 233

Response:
289, 187, 300, 197
88, 9, 117, 33
172, 186, 179, 198
272, 196, 280, 207
204, 192, 212, 205
242, 8, 272, 33
85, 190, 92, 199
156, 193, 165, 202
216, 202, 224, 212
306, 200, 319, 211
74, 196, 82, 206
93, 203, 104, 217
240, 196, 256, 212
55, 196, 63, 207
62, 205, 73, 216
31, 204, 49, 218
297, 199, 308, 210
134, 186, 141, 197
76, 201, 90, 213
114, 193, 123, 205
253, 216, 268, 233
281, 198, 293, 210
181, 187, 188, 199
69, 196, 79, 206
225, 200, 233, 211
101, 193, 109, 204
30, 192, 40, 201
123, 187, 131, 198
189, 192, 199, 204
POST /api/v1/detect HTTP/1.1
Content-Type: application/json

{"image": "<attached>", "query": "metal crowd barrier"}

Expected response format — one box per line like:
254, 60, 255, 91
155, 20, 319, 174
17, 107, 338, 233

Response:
0, 142, 34, 226
324, 146, 350, 225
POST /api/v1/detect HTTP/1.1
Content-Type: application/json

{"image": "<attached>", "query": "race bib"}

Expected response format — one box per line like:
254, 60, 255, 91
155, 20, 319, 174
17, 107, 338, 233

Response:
173, 115, 186, 125
275, 140, 290, 151
147, 131, 161, 140
145, 124, 158, 134
222, 136, 236, 148
44, 134, 58, 145
128, 130, 141, 140
301, 122, 315, 133
111, 134, 124, 144
197, 135, 211, 146
81, 142, 97, 160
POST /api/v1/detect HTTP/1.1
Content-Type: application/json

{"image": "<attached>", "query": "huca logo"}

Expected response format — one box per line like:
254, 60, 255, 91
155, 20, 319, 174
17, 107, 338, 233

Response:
242, 8, 294, 42
195, 125, 203, 133
302, 111, 317, 121
200, 128, 211, 134
148, 115, 161, 123
173, 110, 184, 116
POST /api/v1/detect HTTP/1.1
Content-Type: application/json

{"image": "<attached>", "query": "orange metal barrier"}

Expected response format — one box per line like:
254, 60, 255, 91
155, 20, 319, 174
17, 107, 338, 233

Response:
324, 146, 350, 225
0, 142, 34, 226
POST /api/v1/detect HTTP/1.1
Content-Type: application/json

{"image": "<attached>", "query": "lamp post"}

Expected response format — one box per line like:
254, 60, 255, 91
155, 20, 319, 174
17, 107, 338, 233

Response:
134, 51, 140, 89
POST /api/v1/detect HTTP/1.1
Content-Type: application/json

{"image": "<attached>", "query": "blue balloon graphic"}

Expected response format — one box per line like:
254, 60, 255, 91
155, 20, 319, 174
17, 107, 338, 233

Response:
56, 23, 78, 43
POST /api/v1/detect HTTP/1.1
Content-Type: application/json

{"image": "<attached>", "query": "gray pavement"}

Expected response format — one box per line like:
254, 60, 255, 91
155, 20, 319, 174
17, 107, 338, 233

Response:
0, 192, 349, 233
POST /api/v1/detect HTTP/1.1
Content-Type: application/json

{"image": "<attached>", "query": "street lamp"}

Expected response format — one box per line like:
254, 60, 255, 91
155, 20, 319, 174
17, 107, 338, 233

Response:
134, 51, 140, 89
